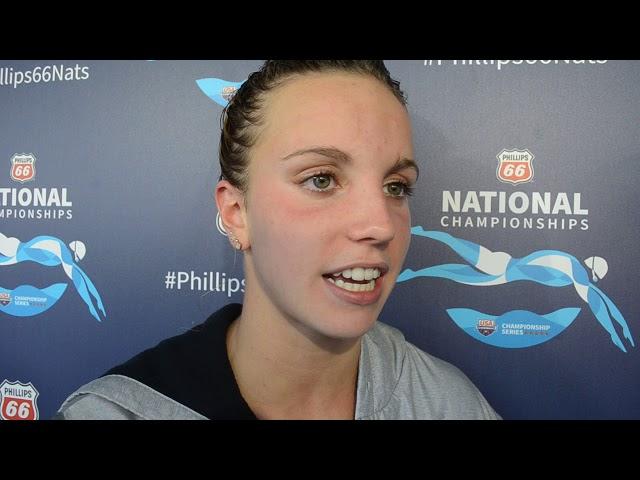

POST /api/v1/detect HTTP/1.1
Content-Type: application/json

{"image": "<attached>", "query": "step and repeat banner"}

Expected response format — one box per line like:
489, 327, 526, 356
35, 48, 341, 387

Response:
1, 60, 638, 419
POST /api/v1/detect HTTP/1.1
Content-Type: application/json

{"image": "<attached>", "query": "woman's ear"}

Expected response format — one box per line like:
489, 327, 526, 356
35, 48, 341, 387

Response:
215, 179, 249, 249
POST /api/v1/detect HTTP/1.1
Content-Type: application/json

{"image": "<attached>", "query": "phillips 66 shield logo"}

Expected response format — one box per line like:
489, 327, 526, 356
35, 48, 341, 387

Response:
10, 153, 36, 183
0, 380, 39, 420
496, 149, 534, 185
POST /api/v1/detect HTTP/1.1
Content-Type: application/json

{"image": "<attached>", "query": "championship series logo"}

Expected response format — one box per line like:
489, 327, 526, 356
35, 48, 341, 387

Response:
0, 380, 39, 420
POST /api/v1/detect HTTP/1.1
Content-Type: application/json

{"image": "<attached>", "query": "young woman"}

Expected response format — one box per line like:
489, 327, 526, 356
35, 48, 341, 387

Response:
56, 61, 500, 420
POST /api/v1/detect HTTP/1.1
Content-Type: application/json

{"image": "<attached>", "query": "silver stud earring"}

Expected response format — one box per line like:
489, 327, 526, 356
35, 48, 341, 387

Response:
228, 232, 242, 250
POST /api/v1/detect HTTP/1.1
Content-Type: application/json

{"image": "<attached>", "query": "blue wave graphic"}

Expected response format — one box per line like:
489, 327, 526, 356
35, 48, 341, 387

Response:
446, 308, 581, 348
0, 284, 68, 317
196, 78, 245, 107
1, 233, 106, 321
397, 227, 634, 352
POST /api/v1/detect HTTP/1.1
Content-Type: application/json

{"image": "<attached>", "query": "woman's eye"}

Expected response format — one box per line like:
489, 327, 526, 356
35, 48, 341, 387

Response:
384, 182, 415, 198
301, 173, 415, 198
302, 173, 337, 192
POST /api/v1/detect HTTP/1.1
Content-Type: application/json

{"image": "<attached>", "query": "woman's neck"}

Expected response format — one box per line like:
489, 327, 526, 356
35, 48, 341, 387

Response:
225, 301, 362, 420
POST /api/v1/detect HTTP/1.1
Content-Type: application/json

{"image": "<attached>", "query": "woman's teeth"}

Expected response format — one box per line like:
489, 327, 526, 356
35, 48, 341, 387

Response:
331, 267, 381, 281
327, 277, 376, 292
324, 267, 382, 292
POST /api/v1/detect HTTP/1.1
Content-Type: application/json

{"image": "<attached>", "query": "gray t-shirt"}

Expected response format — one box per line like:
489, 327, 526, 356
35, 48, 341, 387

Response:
56, 314, 500, 420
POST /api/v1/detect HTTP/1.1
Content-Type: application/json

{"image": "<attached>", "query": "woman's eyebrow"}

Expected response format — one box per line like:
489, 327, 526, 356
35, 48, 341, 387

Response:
282, 146, 350, 163
390, 158, 420, 180
282, 146, 419, 179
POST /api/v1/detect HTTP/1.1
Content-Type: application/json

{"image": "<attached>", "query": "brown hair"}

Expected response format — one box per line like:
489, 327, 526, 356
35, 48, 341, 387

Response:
218, 60, 407, 197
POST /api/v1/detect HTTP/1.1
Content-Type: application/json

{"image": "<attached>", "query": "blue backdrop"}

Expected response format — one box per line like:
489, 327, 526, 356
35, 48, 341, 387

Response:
1, 60, 638, 419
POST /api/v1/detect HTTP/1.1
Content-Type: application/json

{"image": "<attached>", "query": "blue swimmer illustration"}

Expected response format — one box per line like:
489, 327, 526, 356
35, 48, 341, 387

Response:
0, 232, 106, 322
397, 227, 634, 352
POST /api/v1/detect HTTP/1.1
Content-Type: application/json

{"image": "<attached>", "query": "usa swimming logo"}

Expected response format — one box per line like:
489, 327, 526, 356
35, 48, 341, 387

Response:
477, 319, 496, 336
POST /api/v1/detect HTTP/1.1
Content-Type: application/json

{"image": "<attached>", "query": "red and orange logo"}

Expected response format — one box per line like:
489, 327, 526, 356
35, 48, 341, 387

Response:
0, 380, 39, 420
496, 149, 534, 185
10, 153, 36, 183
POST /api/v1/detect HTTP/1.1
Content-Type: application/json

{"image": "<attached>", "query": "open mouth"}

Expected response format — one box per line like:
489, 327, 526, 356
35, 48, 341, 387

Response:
321, 270, 387, 293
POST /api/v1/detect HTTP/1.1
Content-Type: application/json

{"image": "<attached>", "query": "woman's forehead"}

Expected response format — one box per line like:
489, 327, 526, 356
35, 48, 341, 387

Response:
256, 72, 412, 155
266, 72, 399, 116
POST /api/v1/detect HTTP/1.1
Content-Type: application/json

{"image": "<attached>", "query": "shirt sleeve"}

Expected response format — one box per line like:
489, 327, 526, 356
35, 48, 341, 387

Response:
54, 393, 143, 420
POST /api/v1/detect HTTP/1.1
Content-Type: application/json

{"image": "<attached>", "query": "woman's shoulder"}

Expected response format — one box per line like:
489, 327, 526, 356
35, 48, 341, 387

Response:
364, 321, 473, 389
362, 321, 501, 419
55, 303, 243, 420
54, 375, 206, 420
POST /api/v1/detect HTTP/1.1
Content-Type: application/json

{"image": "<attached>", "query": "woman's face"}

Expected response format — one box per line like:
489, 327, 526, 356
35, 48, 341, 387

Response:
242, 72, 417, 341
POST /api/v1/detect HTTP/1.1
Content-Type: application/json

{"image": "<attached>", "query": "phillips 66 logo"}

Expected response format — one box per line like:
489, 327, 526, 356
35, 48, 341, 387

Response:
496, 149, 534, 185
0, 380, 39, 420
10, 153, 36, 183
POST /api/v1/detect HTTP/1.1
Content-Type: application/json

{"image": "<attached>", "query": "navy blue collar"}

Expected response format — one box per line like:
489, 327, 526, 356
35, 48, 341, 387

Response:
105, 303, 257, 420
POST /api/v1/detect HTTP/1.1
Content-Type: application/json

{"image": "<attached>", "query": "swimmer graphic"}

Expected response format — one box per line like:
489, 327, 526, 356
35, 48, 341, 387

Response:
397, 227, 634, 352
0, 232, 106, 322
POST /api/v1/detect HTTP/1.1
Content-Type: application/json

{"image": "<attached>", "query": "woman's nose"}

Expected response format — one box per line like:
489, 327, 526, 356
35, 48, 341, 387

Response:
346, 187, 398, 245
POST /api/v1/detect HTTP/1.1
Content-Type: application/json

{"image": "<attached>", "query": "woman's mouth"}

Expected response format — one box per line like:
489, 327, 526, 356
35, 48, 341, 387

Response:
324, 276, 376, 292
321, 267, 387, 305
